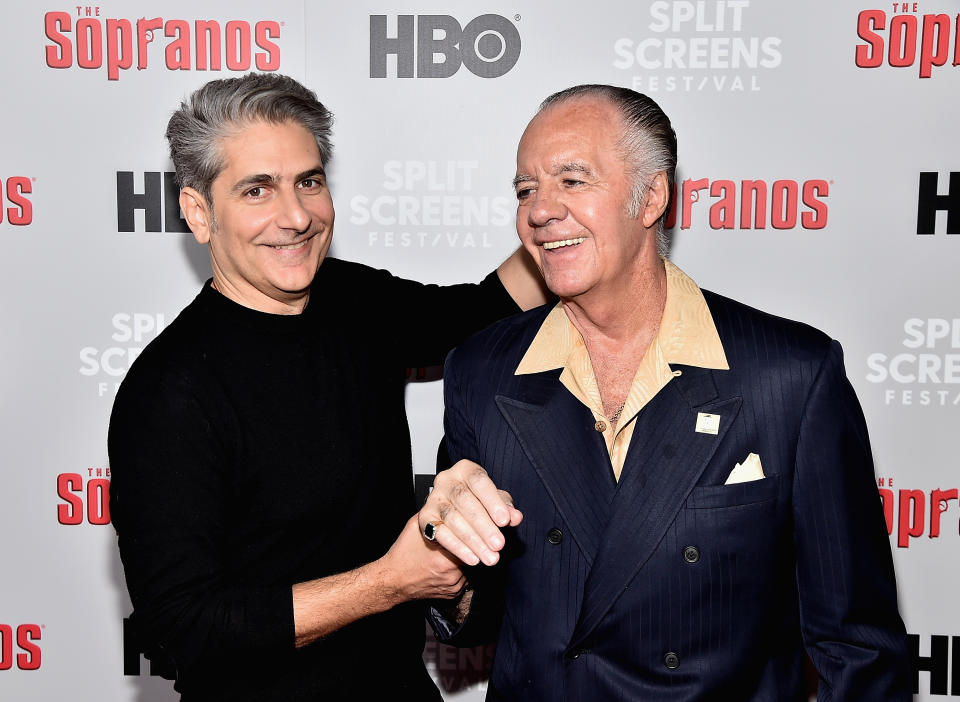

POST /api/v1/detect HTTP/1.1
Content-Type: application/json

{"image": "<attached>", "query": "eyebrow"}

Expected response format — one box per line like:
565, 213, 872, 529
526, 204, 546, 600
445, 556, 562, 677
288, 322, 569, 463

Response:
511, 173, 535, 188
229, 166, 326, 195
553, 161, 594, 177
511, 161, 595, 189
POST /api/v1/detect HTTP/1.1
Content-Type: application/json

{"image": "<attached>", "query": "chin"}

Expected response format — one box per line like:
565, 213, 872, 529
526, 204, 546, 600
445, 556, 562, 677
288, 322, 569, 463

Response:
271, 272, 316, 295
543, 274, 592, 300
282, 261, 323, 285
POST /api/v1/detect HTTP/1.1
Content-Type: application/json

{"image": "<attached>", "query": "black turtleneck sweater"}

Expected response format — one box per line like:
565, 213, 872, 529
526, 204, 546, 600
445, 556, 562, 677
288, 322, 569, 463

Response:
108, 257, 518, 701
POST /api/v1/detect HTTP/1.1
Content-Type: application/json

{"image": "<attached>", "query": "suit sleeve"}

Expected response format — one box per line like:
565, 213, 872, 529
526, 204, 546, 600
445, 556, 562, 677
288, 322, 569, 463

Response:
440, 346, 480, 465
792, 340, 911, 700
426, 347, 507, 647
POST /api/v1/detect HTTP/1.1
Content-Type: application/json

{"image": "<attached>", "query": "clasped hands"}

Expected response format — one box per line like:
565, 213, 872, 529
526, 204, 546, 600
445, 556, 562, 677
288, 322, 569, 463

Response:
418, 459, 523, 567
378, 459, 520, 605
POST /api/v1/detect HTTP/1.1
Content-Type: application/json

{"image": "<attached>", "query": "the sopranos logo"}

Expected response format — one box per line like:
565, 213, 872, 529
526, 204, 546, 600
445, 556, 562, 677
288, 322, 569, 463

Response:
865, 318, 960, 406
79, 312, 167, 396
57, 468, 111, 525
666, 177, 829, 230
878, 477, 958, 548
0, 624, 42, 671
370, 14, 521, 78
856, 6, 959, 78
44, 8, 281, 81
117, 171, 190, 233
0, 176, 33, 226
351, 160, 511, 248
909, 633, 960, 696
614, 0, 783, 93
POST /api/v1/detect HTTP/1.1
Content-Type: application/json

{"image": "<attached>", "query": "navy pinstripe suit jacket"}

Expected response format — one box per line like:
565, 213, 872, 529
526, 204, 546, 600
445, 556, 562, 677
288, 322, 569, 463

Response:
433, 290, 910, 701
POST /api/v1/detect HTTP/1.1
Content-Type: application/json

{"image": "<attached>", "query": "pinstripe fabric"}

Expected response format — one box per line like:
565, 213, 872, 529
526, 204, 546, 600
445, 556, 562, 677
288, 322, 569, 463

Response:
434, 289, 910, 702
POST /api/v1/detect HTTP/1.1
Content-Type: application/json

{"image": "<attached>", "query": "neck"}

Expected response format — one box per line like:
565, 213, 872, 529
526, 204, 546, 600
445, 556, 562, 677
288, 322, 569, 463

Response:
210, 275, 309, 315
563, 258, 668, 421
561, 258, 667, 349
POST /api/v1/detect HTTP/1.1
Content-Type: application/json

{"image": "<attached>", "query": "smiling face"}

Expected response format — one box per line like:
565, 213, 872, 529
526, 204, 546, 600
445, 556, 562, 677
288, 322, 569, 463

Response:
180, 119, 334, 314
514, 98, 663, 303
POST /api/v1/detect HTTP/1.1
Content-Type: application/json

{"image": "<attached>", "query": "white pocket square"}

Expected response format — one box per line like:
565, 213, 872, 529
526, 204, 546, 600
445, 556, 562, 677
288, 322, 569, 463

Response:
725, 453, 764, 485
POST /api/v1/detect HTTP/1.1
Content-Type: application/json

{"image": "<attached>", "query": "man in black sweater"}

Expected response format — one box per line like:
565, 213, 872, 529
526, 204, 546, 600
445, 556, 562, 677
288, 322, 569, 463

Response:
108, 73, 545, 701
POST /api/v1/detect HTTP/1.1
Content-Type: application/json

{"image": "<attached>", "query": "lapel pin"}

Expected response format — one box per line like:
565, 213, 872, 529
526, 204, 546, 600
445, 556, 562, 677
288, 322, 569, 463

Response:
695, 412, 720, 435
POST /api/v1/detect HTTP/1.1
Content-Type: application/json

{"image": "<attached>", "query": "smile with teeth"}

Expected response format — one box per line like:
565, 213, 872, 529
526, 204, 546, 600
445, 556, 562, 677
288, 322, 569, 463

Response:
272, 240, 308, 250
542, 237, 586, 250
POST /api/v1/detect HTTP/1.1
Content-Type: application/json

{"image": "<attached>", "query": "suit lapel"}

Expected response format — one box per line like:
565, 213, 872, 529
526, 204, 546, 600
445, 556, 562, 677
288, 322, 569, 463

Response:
570, 366, 742, 646
495, 373, 616, 566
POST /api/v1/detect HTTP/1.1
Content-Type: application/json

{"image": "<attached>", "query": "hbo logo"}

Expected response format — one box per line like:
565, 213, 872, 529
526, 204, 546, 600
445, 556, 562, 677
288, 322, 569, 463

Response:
370, 14, 521, 78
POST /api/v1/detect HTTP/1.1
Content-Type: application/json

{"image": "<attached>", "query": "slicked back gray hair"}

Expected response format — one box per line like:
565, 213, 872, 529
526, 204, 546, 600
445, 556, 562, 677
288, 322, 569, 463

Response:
538, 84, 677, 256
166, 72, 334, 204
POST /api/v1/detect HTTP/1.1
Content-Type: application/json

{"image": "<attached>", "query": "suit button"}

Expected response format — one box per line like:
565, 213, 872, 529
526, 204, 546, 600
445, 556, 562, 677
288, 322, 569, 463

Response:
664, 652, 680, 669
594, 420, 607, 432
547, 528, 563, 545
682, 546, 700, 563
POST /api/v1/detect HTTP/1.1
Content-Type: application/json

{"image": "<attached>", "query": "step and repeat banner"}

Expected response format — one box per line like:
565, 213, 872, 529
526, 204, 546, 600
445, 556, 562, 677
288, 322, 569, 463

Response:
1, 1, 957, 699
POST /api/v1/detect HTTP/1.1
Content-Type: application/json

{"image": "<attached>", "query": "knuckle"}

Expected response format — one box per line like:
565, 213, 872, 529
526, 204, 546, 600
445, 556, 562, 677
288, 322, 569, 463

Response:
467, 465, 489, 484
450, 481, 469, 503
451, 460, 472, 477
427, 489, 449, 509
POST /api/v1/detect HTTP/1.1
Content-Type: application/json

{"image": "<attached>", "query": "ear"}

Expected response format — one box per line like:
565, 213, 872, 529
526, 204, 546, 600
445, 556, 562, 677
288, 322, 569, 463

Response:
641, 171, 670, 229
179, 187, 213, 244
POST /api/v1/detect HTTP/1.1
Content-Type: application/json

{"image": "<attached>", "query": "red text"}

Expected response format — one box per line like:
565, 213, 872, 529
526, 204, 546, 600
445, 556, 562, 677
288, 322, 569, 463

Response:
0, 177, 33, 225
666, 178, 829, 230
856, 10, 960, 78
57, 471, 110, 525
0, 624, 41, 671
879, 485, 959, 547
44, 12, 281, 80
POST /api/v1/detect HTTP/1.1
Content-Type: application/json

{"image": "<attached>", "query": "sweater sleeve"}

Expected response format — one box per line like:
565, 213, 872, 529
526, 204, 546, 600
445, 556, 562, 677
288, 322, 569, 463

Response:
321, 258, 521, 369
108, 359, 293, 677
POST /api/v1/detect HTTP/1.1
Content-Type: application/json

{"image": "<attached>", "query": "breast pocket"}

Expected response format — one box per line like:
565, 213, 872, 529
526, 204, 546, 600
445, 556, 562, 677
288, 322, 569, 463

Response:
680, 474, 782, 566
685, 473, 780, 509
677, 474, 783, 613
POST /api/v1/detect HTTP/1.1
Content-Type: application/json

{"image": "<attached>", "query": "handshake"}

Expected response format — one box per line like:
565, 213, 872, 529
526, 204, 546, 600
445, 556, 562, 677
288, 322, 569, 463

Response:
376, 459, 520, 606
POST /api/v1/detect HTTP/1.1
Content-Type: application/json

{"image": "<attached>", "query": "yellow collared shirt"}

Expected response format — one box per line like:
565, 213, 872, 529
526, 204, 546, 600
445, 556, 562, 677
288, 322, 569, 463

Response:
515, 260, 729, 481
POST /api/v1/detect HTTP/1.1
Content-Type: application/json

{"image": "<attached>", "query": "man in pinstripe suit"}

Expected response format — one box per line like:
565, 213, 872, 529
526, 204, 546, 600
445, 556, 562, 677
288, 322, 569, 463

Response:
419, 85, 910, 700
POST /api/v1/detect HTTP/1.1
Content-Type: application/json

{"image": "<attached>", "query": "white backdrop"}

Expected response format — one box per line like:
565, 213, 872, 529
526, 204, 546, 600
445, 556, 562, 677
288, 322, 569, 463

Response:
1, 1, 958, 699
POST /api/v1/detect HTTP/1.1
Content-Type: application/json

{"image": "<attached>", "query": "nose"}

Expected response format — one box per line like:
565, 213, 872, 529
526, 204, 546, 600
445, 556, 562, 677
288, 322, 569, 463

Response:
526, 183, 566, 228
275, 187, 312, 233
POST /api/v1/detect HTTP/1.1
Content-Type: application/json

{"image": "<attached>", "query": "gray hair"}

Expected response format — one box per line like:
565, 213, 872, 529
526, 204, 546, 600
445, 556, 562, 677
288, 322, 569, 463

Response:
166, 73, 334, 204
538, 85, 677, 256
